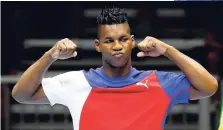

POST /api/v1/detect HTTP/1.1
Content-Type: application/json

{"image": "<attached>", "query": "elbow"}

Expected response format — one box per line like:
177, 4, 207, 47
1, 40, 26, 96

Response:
11, 88, 18, 101
11, 85, 21, 103
206, 78, 219, 97
11, 87, 29, 104
12, 95, 28, 104
212, 79, 219, 94
11, 91, 24, 104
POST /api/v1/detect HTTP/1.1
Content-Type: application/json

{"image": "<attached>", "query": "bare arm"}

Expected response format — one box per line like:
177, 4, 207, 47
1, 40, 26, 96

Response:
12, 52, 55, 104
12, 38, 77, 104
137, 36, 218, 100
164, 46, 218, 100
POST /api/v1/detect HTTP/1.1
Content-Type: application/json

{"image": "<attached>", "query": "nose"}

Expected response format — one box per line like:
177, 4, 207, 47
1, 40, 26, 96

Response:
112, 40, 123, 51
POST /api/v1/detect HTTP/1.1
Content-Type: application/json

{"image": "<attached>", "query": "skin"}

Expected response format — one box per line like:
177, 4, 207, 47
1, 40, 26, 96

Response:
95, 23, 135, 77
11, 23, 218, 104
96, 23, 218, 100
11, 38, 77, 104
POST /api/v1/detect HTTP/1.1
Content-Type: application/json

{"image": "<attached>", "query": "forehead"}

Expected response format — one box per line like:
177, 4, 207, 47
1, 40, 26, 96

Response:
99, 23, 130, 39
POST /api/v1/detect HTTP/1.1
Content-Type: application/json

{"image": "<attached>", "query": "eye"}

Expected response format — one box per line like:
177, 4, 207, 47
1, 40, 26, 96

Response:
104, 39, 114, 43
120, 38, 128, 42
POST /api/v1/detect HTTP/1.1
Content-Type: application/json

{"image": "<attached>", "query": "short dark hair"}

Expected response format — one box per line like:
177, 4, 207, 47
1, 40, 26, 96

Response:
97, 7, 128, 25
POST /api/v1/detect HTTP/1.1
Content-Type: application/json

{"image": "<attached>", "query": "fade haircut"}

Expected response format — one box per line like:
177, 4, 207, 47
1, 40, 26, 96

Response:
97, 6, 128, 25
96, 7, 130, 38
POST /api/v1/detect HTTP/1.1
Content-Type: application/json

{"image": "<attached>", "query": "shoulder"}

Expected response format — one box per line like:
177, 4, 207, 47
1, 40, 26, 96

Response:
58, 70, 84, 76
53, 70, 85, 81
154, 71, 191, 99
155, 71, 185, 79
143, 70, 190, 89
43, 70, 88, 87
154, 71, 190, 86
43, 70, 91, 91
142, 70, 180, 80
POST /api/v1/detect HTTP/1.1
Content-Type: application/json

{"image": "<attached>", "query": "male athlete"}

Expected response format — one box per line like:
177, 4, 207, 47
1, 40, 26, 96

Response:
12, 7, 218, 130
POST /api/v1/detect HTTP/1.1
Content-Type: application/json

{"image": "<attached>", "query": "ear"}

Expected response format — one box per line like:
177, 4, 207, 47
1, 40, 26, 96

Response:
131, 35, 136, 48
95, 39, 101, 52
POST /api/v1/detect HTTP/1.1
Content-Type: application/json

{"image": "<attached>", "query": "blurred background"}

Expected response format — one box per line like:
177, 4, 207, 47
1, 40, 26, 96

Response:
1, 1, 223, 130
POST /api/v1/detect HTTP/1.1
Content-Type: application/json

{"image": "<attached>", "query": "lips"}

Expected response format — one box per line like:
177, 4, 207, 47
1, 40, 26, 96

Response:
112, 52, 124, 58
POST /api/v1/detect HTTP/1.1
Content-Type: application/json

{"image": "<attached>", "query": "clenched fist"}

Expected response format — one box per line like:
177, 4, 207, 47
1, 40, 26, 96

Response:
137, 36, 171, 57
48, 38, 78, 60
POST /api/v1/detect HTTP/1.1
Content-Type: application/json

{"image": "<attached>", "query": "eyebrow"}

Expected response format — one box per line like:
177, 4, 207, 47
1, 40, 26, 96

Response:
119, 36, 128, 39
104, 37, 113, 40
104, 35, 128, 40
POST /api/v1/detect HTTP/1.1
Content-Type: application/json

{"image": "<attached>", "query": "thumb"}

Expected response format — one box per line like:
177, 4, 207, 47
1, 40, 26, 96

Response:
137, 52, 146, 57
72, 51, 77, 57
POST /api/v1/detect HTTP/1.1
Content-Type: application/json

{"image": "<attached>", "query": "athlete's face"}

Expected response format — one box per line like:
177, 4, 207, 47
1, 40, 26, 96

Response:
95, 23, 135, 67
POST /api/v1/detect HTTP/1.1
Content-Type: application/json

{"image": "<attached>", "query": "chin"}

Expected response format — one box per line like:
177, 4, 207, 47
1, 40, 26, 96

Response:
112, 63, 126, 68
105, 57, 130, 68
111, 60, 129, 68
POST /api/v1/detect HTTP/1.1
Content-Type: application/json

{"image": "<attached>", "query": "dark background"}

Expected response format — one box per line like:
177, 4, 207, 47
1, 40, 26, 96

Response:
1, 1, 223, 130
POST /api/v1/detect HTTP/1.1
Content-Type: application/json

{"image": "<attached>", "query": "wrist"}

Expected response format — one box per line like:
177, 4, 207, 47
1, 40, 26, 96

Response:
163, 45, 176, 58
44, 51, 57, 63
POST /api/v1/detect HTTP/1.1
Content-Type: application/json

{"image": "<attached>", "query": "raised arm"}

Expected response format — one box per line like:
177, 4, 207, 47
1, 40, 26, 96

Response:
12, 38, 77, 104
137, 36, 218, 100
164, 45, 218, 100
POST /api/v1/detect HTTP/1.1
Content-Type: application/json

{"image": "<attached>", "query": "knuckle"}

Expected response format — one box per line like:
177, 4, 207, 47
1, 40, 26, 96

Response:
57, 41, 64, 45
68, 42, 74, 46
55, 43, 61, 48
68, 47, 73, 50
70, 41, 75, 45
145, 36, 150, 40
61, 38, 69, 43
56, 41, 61, 45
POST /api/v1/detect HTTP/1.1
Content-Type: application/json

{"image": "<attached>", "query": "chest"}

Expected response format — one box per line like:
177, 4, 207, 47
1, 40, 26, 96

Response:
69, 85, 171, 130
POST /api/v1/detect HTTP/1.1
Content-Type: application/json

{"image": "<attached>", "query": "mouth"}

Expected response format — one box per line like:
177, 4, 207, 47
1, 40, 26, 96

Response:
112, 52, 124, 58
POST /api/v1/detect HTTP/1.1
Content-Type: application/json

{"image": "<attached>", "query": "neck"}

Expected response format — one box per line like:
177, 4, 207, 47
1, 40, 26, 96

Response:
102, 59, 131, 77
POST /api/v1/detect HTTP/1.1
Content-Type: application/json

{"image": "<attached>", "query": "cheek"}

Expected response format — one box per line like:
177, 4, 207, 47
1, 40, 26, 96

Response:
100, 46, 111, 54
101, 49, 111, 58
125, 44, 133, 54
